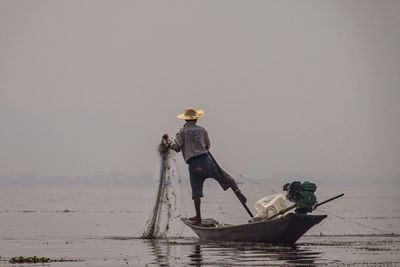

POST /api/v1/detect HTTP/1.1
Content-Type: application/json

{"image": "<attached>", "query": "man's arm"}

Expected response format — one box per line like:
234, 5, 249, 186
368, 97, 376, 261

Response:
205, 130, 210, 150
165, 130, 183, 152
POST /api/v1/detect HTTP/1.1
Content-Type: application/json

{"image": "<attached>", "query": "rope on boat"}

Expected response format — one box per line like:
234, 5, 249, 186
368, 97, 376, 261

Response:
319, 209, 392, 235
221, 165, 278, 194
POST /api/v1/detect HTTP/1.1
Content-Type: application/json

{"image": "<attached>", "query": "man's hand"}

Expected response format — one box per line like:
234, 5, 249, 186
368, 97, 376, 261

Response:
161, 134, 171, 150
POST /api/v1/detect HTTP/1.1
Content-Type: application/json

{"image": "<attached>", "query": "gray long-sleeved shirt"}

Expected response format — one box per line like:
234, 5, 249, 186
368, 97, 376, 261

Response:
169, 121, 210, 163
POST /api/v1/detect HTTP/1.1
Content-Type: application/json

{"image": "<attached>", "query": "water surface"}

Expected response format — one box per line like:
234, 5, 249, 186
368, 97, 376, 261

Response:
0, 178, 399, 266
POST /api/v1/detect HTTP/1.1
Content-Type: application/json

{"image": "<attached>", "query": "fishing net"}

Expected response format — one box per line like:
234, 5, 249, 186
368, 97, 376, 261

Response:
142, 139, 187, 239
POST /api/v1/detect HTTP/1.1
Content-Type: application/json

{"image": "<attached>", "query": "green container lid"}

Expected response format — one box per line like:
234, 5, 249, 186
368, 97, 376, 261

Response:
301, 181, 317, 192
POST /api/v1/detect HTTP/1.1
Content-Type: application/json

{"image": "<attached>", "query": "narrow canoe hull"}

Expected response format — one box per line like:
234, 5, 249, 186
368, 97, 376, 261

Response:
182, 213, 327, 244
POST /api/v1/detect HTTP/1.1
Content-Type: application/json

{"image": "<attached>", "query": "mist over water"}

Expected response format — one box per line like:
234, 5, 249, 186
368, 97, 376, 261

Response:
0, 1, 399, 181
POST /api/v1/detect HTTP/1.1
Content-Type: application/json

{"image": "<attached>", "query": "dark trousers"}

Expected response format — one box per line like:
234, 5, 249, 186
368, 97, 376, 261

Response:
188, 153, 239, 199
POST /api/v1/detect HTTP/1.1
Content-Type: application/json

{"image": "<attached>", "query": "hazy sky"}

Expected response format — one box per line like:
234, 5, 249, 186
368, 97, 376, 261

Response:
0, 1, 399, 180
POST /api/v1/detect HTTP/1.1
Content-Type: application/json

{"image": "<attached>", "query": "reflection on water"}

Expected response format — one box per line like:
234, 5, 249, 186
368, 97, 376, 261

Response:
147, 239, 172, 267
188, 244, 202, 266
145, 238, 323, 266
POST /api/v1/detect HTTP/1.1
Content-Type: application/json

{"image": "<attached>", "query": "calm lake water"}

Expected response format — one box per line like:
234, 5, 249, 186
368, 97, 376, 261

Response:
0, 176, 399, 266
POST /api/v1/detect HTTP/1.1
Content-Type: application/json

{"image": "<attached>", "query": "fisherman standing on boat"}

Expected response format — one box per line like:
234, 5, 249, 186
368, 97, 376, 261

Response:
163, 107, 247, 223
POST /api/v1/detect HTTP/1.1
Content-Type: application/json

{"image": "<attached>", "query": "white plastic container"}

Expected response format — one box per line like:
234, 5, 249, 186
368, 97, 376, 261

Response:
254, 193, 287, 219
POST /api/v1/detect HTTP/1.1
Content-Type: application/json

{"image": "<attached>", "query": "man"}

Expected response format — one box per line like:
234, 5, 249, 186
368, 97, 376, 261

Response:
163, 107, 247, 223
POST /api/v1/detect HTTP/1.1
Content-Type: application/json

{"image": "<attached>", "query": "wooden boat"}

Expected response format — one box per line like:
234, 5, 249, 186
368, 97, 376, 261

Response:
181, 213, 327, 244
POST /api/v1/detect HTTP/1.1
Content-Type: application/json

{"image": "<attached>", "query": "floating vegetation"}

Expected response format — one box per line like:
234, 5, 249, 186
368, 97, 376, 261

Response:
9, 256, 50, 264
61, 209, 75, 213
9, 256, 82, 264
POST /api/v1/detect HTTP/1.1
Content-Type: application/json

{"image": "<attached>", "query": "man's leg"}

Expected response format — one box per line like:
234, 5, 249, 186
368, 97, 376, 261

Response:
192, 197, 201, 222
220, 169, 247, 204
221, 169, 239, 190
189, 163, 205, 223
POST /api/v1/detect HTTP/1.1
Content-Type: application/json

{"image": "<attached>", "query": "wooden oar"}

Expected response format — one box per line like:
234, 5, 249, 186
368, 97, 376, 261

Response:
208, 152, 254, 218
266, 204, 296, 221
313, 193, 344, 209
